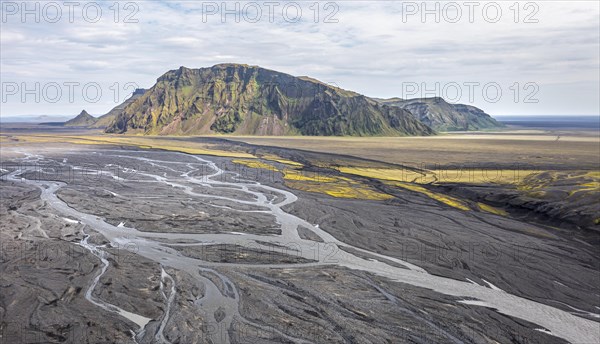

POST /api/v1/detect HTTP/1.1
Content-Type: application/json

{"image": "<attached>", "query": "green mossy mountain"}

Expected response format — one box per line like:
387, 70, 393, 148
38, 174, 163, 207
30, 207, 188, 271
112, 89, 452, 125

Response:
64, 110, 97, 127
376, 97, 503, 131
106, 64, 435, 136
92, 89, 146, 128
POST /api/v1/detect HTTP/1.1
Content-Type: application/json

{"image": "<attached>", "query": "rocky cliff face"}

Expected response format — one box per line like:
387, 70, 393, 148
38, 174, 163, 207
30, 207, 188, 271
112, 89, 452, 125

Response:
377, 97, 503, 131
64, 110, 97, 127
106, 64, 434, 136
92, 89, 146, 128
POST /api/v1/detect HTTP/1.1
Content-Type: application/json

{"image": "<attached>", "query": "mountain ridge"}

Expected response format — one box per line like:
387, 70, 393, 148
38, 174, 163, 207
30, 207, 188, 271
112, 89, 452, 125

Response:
64, 110, 96, 127
91, 88, 146, 128
105, 64, 435, 136
59, 64, 503, 135
376, 97, 503, 131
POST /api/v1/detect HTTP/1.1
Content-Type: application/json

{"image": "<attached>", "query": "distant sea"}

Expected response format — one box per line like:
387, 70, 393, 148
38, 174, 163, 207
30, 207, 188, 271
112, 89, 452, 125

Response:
495, 115, 600, 130
0, 115, 71, 123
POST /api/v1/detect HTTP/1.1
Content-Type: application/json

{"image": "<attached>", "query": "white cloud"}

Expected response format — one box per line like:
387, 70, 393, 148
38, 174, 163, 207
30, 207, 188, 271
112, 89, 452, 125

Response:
1, 0, 598, 116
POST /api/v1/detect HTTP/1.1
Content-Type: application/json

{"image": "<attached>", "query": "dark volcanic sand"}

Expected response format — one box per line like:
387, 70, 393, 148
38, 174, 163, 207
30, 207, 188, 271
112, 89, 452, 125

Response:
0, 143, 598, 344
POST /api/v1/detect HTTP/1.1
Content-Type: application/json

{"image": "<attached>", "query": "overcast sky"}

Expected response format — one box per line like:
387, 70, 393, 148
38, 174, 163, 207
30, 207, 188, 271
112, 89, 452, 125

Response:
1, 0, 599, 118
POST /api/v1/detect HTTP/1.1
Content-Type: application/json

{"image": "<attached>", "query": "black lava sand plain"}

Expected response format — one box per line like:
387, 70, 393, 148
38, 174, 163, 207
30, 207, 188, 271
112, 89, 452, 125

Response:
0, 141, 598, 344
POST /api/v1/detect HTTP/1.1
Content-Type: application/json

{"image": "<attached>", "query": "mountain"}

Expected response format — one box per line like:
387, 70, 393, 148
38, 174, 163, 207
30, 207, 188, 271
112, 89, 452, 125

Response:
64, 110, 97, 127
91, 89, 146, 128
105, 64, 434, 136
376, 97, 503, 131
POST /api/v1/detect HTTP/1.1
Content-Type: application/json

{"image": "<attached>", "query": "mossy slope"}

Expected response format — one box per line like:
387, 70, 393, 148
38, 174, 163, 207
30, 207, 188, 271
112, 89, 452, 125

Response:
106, 64, 435, 136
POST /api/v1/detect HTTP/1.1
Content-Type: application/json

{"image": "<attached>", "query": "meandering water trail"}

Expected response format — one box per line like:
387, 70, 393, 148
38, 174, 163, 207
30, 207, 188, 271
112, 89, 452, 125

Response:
6, 149, 599, 344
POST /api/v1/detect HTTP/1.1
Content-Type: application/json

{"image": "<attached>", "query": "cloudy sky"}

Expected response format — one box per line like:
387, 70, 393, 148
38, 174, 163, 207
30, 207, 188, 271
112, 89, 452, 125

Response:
1, 0, 599, 118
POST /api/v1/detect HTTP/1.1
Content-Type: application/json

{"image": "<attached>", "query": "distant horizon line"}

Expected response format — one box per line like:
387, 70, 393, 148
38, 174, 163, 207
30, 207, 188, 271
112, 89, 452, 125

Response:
2, 113, 599, 119
1, 114, 599, 126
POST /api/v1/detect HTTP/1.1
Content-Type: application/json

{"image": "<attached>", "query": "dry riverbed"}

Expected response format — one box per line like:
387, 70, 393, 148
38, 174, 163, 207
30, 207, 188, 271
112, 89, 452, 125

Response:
0, 137, 598, 344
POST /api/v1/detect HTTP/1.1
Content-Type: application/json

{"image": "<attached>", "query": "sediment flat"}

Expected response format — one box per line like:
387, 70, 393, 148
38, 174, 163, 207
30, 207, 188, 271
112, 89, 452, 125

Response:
0, 133, 598, 343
